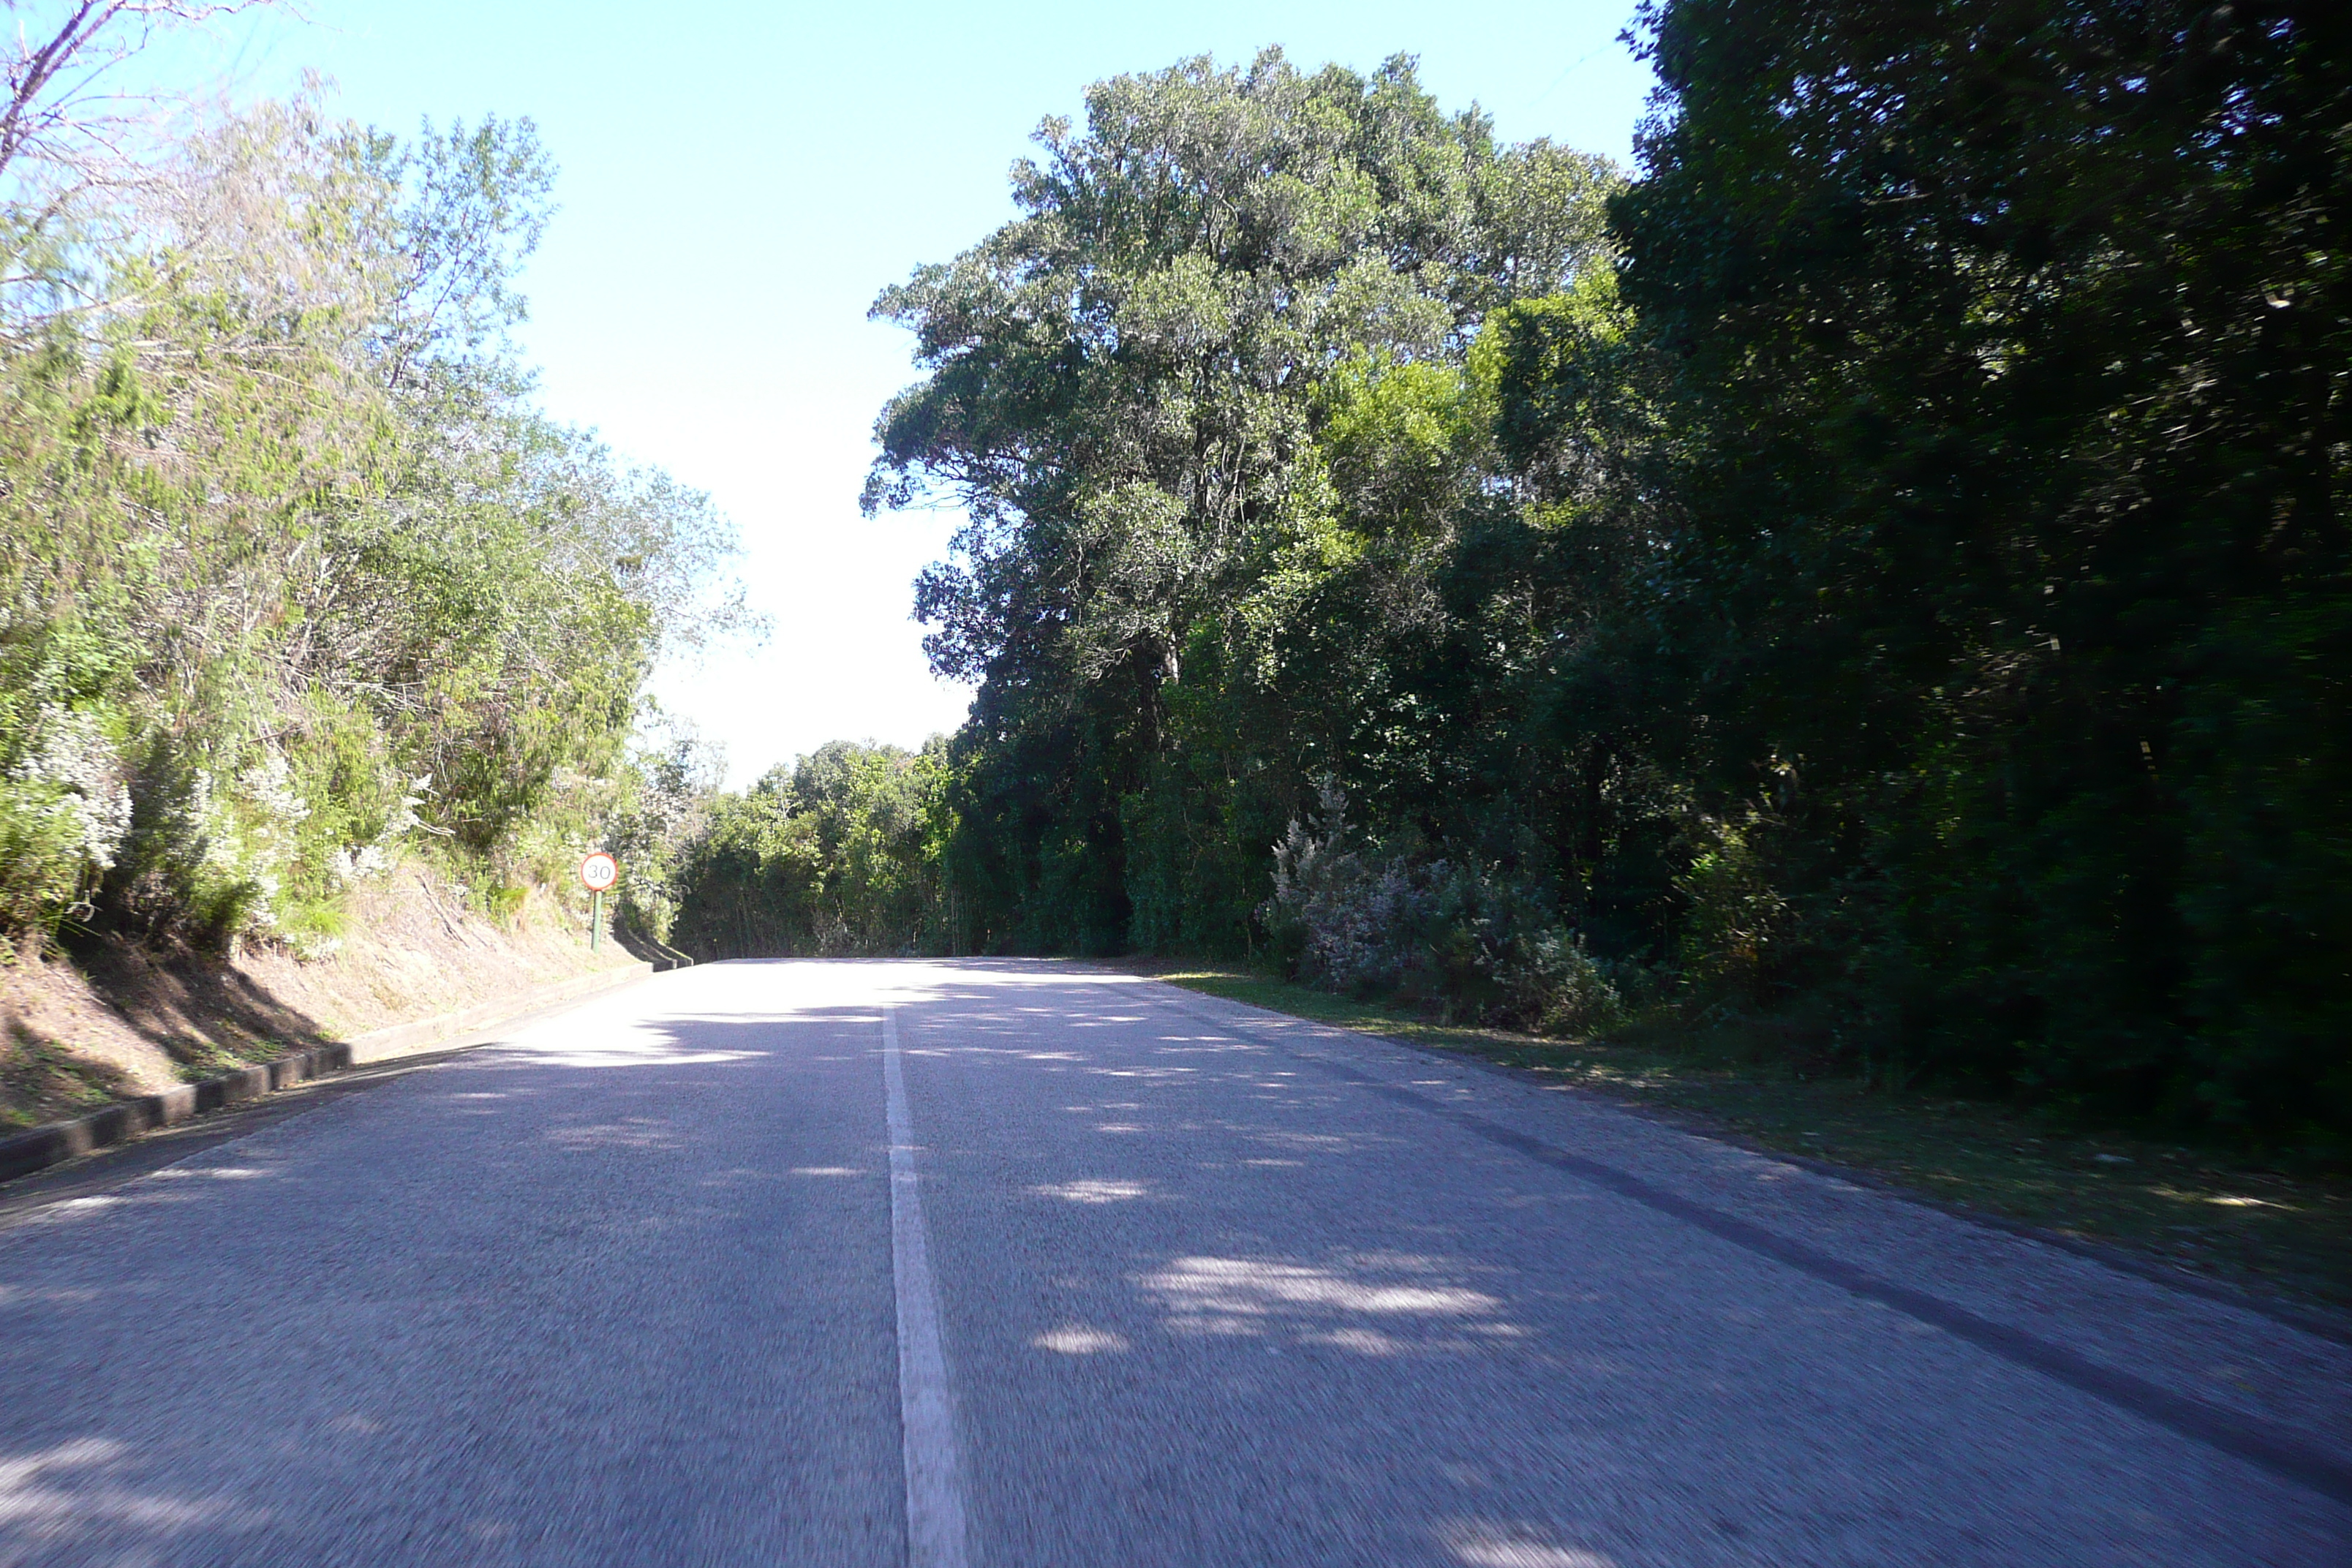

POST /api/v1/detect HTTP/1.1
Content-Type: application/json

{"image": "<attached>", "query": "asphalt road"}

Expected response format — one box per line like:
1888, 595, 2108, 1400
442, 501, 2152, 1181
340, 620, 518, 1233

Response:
1, 958, 2347, 1566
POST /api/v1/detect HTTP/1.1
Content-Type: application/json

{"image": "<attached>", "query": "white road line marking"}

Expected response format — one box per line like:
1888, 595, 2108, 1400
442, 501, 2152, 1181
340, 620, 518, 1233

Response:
883, 1005, 973, 1568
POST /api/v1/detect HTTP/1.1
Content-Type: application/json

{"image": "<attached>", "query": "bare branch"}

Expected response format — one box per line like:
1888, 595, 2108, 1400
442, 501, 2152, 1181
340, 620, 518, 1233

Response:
0, 1, 282, 190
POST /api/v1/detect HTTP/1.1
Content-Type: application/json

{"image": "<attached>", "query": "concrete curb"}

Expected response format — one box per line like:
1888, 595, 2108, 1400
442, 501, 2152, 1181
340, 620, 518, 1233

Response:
0, 951, 689, 1184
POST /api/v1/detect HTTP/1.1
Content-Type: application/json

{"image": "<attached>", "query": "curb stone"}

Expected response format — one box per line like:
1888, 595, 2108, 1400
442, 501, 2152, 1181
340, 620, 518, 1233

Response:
0, 951, 691, 1184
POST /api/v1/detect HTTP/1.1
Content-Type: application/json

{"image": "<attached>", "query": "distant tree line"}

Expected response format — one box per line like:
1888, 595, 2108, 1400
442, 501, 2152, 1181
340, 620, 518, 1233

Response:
659, 741, 955, 960
698, 4, 2350, 1154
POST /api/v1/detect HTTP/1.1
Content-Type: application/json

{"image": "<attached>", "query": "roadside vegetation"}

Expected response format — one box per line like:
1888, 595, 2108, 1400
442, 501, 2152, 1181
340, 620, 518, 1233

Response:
662, 739, 956, 959
679, 4, 2352, 1190
0, 9, 751, 990
7, 0, 2340, 1285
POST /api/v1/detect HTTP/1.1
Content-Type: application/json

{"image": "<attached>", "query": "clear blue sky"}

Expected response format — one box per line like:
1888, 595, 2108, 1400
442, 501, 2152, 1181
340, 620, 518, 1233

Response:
214, 1, 1657, 786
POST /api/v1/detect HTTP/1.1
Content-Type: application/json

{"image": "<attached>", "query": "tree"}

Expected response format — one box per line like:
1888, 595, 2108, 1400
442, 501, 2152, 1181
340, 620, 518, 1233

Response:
663, 740, 953, 959
867, 48, 1617, 954
0, 86, 752, 953
0, 2, 279, 189
1613, 0, 2352, 1139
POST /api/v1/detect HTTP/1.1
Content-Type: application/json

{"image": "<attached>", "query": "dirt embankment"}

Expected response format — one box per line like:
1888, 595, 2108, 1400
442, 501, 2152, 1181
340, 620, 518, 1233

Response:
1, 870, 641, 1130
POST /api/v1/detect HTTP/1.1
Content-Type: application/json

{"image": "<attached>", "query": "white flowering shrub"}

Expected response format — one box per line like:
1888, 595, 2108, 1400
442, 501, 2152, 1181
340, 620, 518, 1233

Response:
1497, 928, 1630, 1038
325, 843, 388, 888
321, 774, 423, 894
382, 776, 430, 840
203, 747, 313, 933
98, 736, 323, 947
0, 704, 134, 930
1264, 777, 1635, 1036
0, 784, 85, 933
14, 705, 135, 873
1264, 782, 1448, 995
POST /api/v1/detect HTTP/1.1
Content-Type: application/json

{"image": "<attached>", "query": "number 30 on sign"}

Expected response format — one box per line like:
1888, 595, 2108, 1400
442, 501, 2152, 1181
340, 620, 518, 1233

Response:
580, 853, 619, 892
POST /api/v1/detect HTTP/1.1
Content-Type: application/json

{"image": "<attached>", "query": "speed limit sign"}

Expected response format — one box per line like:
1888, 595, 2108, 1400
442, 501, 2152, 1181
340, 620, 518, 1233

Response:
580, 853, 618, 952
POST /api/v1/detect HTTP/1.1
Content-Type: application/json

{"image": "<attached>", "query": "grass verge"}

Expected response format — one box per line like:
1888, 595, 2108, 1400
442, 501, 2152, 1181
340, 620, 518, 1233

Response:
1124, 962, 2352, 1324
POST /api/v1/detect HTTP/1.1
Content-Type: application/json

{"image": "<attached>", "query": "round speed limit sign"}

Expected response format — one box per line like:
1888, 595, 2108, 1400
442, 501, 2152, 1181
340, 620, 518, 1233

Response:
579, 852, 619, 892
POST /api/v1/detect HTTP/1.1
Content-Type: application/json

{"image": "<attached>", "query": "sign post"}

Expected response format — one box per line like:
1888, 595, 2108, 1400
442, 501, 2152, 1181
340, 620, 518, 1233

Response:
579, 852, 619, 951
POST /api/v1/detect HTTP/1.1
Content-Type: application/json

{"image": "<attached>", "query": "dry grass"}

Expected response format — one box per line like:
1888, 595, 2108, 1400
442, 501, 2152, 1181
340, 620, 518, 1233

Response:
0, 1017, 132, 1128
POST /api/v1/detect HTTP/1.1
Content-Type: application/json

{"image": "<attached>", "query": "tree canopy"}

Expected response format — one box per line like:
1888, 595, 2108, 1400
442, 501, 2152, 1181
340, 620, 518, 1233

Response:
792, 14, 2351, 1155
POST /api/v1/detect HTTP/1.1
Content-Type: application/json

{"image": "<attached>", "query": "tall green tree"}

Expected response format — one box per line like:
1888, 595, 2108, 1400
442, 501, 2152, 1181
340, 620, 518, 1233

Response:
866, 49, 1616, 954
821, 19, 2352, 1150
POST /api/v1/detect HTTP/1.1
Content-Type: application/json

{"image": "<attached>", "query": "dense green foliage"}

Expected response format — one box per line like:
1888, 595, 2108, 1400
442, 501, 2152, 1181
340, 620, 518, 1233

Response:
665, 741, 953, 960
0, 90, 746, 957
1613, 0, 2351, 1139
820, 17, 2350, 1153
866, 50, 1619, 963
